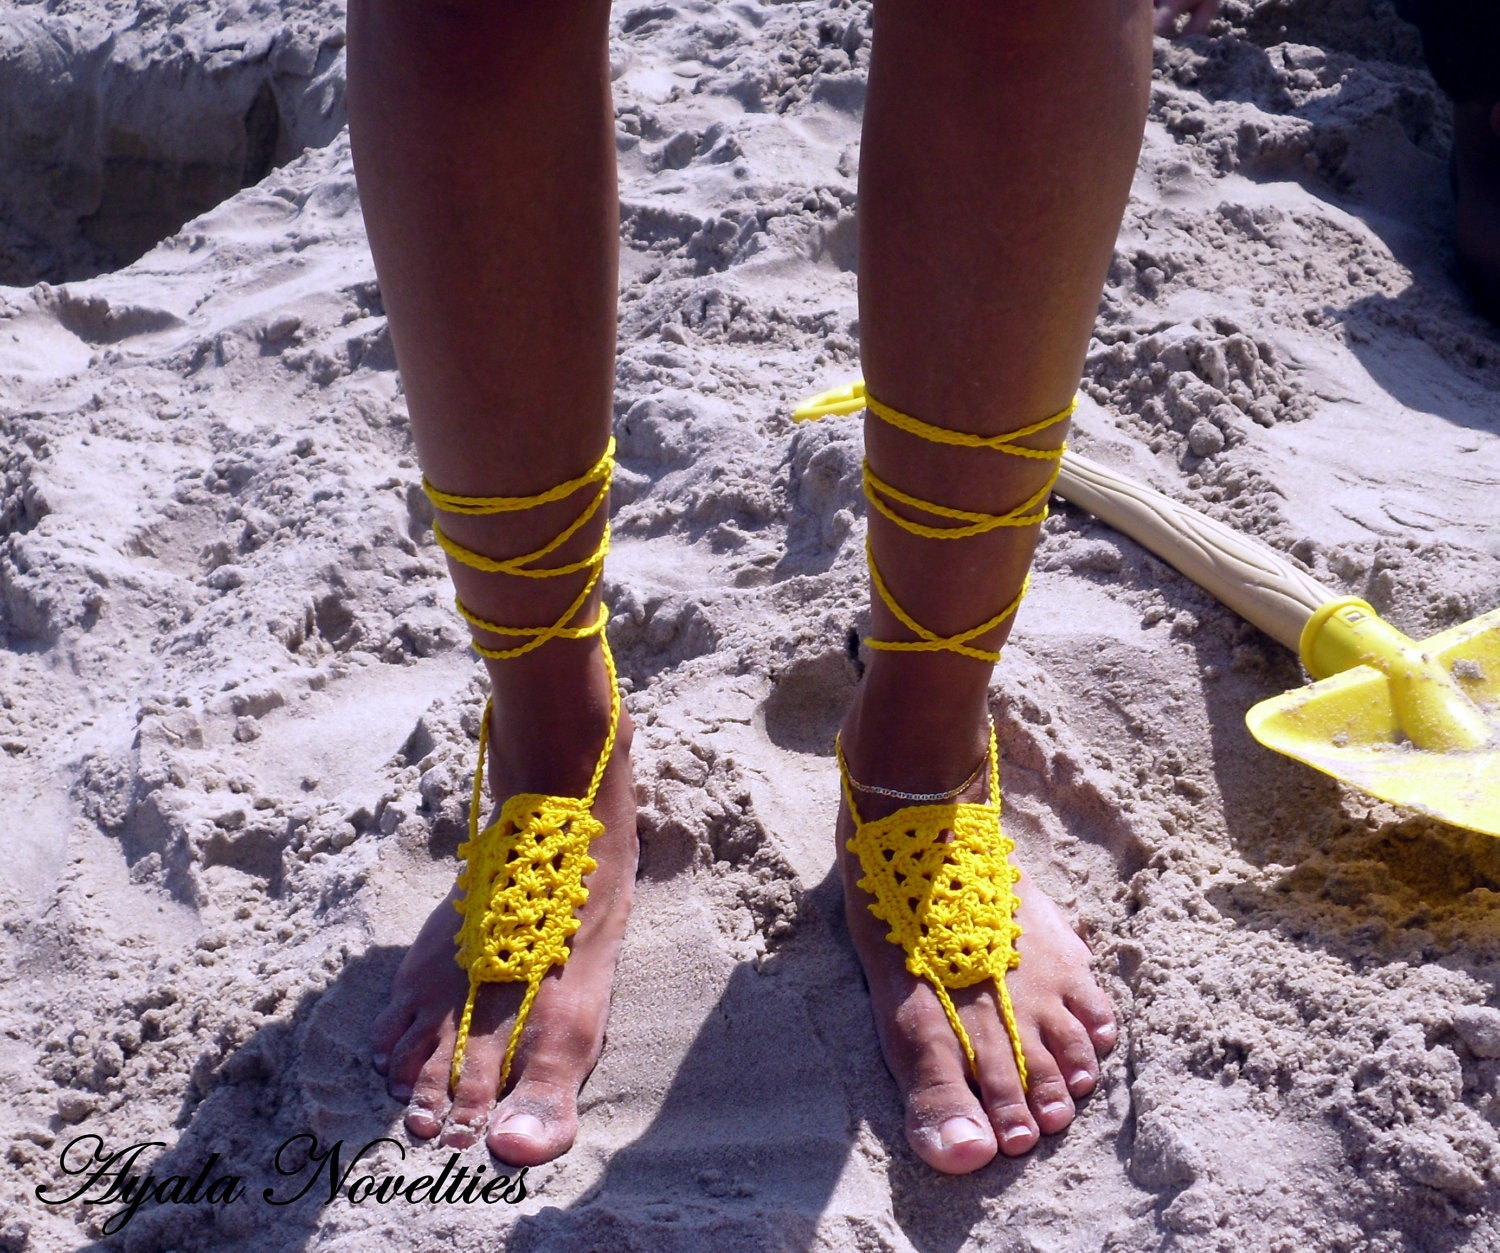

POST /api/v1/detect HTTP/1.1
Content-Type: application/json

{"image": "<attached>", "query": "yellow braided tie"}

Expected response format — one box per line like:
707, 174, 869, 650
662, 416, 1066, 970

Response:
838, 724, 1026, 1086
864, 391, 1075, 458
425, 439, 615, 660
795, 379, 1077, 1088
422, 444, 621, 1092
793, 380, 1072, 663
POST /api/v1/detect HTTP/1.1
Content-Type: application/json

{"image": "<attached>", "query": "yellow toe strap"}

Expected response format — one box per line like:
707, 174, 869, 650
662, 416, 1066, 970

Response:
423, 444, 621, 1092
447, 647, 620, 1093
450, 714, 605, 1091
838, 723, 1027, 1089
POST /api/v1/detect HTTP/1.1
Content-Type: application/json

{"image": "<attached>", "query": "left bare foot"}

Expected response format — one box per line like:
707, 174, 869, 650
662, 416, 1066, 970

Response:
370, 641, 636, 1165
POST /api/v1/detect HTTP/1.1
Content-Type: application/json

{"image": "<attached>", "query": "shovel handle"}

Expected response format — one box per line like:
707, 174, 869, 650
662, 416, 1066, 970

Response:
1054, 451, 1337, 653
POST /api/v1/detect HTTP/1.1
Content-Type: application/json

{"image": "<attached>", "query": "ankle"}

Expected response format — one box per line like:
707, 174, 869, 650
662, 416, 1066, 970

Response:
842, 655, 993, 793
482, 640, 629, 798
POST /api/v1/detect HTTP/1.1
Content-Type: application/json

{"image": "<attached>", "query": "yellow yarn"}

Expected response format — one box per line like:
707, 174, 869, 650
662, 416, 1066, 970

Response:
796, 380, 1078, 1089
865, 558, 1030, 664
838, 723, 1026, 1086
422, 445, 621, 1092
863, 463, 1054, 537
864, 391, 1075, 456
794, 383, 1071, 664
423, 442, 615, 514
425, 440, 615, 661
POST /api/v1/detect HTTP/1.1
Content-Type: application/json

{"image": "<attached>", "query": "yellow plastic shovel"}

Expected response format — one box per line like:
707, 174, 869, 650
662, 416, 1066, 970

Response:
1052, 453, 1500, 837
793, 382, 1500, 836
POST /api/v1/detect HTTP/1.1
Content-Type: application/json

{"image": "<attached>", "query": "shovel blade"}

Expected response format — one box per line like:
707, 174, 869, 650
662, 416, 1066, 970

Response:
1246, 607, 1500, 836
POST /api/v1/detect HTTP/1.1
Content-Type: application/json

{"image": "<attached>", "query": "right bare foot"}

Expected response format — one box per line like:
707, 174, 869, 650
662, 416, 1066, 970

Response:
370, 642, 636, 1165
836, 659, 1117, 1174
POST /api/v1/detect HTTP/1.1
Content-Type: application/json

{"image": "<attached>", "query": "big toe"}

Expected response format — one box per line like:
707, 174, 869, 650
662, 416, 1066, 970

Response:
487, 1078, 579, 1167
891, 1013, 1003, 1172
907, 1080, 1001, 1174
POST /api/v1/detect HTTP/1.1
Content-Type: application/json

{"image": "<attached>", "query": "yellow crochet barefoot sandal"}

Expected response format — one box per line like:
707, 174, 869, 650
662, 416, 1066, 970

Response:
795, 380, 1077, 1088
422, 440, 622, 1092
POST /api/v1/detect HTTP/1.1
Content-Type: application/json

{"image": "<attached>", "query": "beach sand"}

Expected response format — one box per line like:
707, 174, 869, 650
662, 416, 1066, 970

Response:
2, 1, 1499, 1249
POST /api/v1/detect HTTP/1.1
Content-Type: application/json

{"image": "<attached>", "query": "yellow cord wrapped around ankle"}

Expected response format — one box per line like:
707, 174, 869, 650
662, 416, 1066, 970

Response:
423, 443, 621, 1092
794, 382, 1072, 663
424, 440, 615, 660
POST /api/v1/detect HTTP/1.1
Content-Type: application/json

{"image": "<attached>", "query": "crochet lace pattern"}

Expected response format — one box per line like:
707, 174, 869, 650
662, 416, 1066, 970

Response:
423, 444, 621, 1091
796, 380, 1076, 1085
838, 722, 1024, 1081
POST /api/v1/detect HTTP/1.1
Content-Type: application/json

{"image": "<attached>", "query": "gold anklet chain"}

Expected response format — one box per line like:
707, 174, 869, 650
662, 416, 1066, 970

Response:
841, 725, 990, 802
796, 380, 1076, 1090
422, 443, 621, 1092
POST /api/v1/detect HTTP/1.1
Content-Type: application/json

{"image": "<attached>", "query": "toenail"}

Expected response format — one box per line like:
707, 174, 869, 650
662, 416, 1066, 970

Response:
938, 1117, 986, 1149
1001, 1125, 1033, 1146
407, 1106, 439, 1127
493, 1113, 545, 1142
1068, 1070, 1093, 1089
389, 1083, 413, 1101
1040, 1100, 1069, 1119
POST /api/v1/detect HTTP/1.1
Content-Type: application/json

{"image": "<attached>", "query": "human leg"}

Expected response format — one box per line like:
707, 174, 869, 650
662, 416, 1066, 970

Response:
346, 0, 633, 1166
1403, 0, 1500, 317
842, 0, 1153, 1174
1452, 99, 1500, 318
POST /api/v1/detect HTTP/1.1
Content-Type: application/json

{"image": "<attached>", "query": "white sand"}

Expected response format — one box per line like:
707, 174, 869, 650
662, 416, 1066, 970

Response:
3, 1, 1500, 1250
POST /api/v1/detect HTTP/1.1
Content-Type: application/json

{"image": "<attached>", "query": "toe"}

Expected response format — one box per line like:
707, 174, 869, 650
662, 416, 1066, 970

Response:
484, 985, 604, 1167
1043, 1009, 1102, 1099
1015, 1021, 1075, 1136
442, 1030, 504, 1149
385, 1015, 441, 1102
889, 997, 999, 1173
488, 1077, 578, 1167
1065, 984, 1119, 1057
969, 1007, 1040, 1158
405, 1047, 452, 1141
370, 1001, 414, 1074
905, 1075, 998, 1173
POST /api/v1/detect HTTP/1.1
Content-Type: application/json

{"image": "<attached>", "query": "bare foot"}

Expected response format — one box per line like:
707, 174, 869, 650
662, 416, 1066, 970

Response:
370, 644, 636, 1165
836, 681, 1117, 1174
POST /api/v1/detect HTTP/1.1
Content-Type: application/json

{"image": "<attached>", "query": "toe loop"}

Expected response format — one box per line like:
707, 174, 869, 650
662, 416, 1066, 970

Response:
838, 721, 1029, 1091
